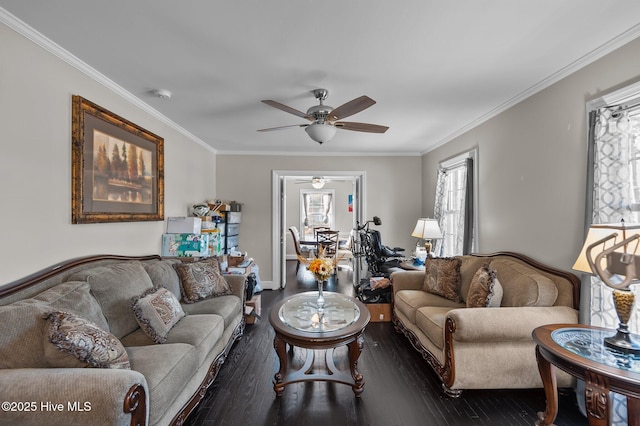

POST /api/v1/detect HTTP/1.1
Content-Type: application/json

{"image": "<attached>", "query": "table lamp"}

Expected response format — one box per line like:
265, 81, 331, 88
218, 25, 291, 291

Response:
573, 222, 640, 354
411, 218, 443, 261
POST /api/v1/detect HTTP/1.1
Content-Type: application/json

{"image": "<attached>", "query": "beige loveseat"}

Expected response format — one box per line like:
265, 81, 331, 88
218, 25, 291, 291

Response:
392, 252, 580, 397
0, 254, 245, 426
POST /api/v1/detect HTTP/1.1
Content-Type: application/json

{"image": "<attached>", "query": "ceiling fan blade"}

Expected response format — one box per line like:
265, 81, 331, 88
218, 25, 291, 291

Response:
257, 124, 309, 132
261, 100, 313, 120
335, 121, 389, 133
327, 96, 376, 121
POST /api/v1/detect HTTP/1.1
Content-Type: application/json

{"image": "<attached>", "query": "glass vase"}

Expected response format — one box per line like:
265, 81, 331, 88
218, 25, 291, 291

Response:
316, 279, 325, 314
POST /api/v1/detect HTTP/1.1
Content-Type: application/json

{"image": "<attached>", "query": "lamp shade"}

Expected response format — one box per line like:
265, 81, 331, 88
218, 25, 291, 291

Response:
411, 218, 443, 240
573, 223, 640, 274
305, 123, 336, 144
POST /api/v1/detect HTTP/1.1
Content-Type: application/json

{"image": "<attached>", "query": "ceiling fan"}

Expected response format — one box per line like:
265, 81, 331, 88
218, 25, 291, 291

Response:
294, 176, 349, 189
258, 89, 389, 144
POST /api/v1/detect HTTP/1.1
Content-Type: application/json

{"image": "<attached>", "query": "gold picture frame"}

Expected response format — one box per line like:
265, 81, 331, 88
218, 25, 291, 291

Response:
71, 95, 164, 223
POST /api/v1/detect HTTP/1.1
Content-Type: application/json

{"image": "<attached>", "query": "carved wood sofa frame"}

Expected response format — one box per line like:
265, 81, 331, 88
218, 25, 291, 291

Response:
392, 252, 581, 397
0, 254, 245, 426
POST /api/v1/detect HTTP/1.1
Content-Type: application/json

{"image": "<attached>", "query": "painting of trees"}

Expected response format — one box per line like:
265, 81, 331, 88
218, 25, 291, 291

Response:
92, 130, 152, 204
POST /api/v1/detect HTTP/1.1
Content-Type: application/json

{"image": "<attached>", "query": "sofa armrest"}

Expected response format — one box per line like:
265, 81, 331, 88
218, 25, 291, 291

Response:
447, 306, 579, 342
0, 368, 148, 426
390, 270, 424, 294
223, 274, 246, 300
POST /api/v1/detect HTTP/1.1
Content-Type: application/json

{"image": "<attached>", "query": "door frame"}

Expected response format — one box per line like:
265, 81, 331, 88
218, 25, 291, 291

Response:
272, 170, 366, 289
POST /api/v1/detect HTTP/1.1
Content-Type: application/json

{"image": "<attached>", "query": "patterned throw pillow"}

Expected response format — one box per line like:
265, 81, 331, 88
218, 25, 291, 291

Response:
466, 263, 504, 308
422, 257, 463, 302
42, 311, 130, 369
174, 258, 233, 303
132, 287, 185, 343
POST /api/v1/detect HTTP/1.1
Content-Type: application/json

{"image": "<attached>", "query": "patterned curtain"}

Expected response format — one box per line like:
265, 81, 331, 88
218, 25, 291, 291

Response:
589, 107, 637, 330
586, 106, 639, 425
433, 168, 447, 257
433, 160, 470, 257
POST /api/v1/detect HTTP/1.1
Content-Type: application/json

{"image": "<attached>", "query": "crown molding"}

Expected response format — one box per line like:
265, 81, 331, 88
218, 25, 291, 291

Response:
0, 8, 216, 154
216, 149, 423, 157
422, 23, 640, 155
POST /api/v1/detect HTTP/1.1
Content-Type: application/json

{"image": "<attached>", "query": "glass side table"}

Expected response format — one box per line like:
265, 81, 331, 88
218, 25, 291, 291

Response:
533, 324, 640, 426
269, 291, 370, 397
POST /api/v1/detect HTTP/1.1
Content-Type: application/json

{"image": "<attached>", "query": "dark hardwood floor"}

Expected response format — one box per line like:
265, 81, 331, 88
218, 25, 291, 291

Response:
185, 261, 586, 426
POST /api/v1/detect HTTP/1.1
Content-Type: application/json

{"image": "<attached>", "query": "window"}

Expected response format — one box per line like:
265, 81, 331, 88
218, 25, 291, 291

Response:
434, 149, 477, 257
300, 190, 335, 241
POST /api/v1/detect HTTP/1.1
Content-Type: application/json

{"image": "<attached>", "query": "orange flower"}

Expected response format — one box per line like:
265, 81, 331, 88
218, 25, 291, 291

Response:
298, 249, 335, 281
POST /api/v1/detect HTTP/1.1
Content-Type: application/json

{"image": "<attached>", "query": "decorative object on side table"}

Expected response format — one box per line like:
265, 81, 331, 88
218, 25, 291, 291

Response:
411, 218, 443, 264
573, 221, 640, 354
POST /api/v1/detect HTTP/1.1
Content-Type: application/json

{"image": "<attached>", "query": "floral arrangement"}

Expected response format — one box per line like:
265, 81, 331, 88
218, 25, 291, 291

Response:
307, 257, 334, 282
297, 245, 336, 282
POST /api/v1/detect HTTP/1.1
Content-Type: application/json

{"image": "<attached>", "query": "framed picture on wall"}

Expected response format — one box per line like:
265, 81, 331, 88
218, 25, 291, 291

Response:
71, 95, 164, 224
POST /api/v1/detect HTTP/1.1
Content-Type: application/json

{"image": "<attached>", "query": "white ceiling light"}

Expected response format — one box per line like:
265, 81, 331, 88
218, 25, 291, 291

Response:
311, 177, 326, 189
305, 123, 337, 144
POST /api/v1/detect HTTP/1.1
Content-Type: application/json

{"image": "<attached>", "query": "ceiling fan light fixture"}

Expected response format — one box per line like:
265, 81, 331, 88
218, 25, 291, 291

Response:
311, 177, 326, 189
305, 123, 336, 144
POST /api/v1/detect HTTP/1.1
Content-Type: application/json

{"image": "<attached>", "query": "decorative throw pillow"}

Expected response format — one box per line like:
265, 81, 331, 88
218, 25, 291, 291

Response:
422, 257, 462, 302
132, 286, 185, 343
42, 311, 130, 369
174, 258, 232, 303
466, 263, 504, 308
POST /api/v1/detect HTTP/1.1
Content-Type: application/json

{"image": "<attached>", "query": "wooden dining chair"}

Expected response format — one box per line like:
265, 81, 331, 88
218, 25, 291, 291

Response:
316, 230, 339, 280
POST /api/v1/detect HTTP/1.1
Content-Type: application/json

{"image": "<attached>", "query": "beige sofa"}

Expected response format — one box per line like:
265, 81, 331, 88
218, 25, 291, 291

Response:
0, 255, 245, 426
392, 252, 580, 397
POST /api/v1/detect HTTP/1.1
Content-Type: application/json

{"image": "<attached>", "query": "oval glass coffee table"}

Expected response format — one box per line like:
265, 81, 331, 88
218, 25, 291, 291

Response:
269, 291, 370, 397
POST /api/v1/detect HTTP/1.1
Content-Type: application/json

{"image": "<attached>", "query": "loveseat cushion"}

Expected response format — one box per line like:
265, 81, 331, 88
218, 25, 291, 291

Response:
415, 306, 457, 349
491, 259, 558, 307
68, 261, 154, 338
457, 256, 491, 303
143, 259, 183, 299
422, 257, 462, 302
181, 294, 242, 328
126, 343, 199, 425
395, 289, 464, 324
42, 310, 131, 369
0, 299, 50, 368
132, 286, 186, 343
121, 314, 224, 365
34, 281, 109, 331
174, 258, 232, 303
466, 264, 503, 308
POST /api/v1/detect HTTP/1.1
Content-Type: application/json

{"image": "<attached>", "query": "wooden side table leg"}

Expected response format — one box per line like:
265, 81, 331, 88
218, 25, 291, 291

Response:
535, 345, 559, 426
627, 396, 640, 426
273, 333, 287, 397
348, 333, 365, 397
584, 371, 609, 426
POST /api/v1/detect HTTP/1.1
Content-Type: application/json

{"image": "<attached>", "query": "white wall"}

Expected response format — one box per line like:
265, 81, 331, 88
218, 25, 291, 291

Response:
421, 36, 640, 271
0, 23, 217, 285
216, 155, 422, 284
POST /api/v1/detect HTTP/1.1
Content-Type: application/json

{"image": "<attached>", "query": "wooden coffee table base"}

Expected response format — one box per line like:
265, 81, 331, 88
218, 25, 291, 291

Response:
273, 331, 366, 397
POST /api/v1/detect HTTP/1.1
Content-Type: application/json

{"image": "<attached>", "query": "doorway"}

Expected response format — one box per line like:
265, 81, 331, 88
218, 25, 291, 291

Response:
272, 170, 366, 289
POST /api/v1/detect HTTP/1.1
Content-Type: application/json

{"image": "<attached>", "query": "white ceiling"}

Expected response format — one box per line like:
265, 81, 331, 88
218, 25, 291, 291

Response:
2, 1, 640, 155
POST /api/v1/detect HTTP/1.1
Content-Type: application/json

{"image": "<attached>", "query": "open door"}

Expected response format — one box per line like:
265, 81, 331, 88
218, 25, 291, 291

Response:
272, 170, 366, 290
